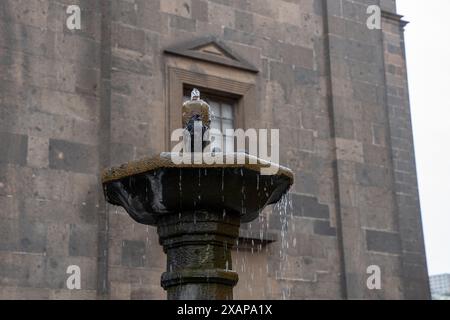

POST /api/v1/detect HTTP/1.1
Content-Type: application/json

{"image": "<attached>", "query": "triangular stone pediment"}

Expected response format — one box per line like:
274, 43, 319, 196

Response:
196, 43, 231, 58
164, 36, 259, 73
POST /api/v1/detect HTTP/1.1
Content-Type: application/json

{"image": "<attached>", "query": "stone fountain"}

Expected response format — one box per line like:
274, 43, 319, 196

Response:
102, 89, 293, 300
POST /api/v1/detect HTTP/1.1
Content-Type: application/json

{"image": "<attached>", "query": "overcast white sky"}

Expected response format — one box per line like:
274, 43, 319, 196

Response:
396, 0, 450, 276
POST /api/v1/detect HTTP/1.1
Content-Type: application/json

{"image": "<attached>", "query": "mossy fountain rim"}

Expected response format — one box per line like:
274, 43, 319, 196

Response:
101, 152, 294, 184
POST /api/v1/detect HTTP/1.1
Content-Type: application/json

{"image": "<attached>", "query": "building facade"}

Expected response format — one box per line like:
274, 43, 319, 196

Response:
430, 274, 450, 299
0, 0, 430, 299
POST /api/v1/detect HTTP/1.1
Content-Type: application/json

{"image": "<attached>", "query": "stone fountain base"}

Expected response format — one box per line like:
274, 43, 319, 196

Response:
102, 154, 293, 300
158, 210, 240, 300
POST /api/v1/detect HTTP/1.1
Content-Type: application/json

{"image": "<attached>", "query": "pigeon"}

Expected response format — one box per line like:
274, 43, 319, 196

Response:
184, 114, 210, 152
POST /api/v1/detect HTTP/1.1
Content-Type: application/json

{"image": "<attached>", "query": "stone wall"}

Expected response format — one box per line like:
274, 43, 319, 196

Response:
0, 0, 430, 299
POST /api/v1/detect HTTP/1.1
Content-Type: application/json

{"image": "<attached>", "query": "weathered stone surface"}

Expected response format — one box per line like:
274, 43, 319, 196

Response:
382, 10, 430, 298
169, 15, 196, 32
27, 136, 49, 168
0, 218, 47, 253
366, 229, 402, 255
314, 220, 337, 237
112, 23, 146, 54
69, 224, 97, 257
121, 240, 146, 268
161, 0, 192, 18
191, 0, 209, 22
335, 138, 364, 163
0, 132, 28, 166
234, 10, 253, 33
291, 194, 330, 219
49, 139, 98, 174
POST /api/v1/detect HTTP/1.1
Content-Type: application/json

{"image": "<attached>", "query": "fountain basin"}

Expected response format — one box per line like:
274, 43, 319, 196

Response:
102, 152, 293, 225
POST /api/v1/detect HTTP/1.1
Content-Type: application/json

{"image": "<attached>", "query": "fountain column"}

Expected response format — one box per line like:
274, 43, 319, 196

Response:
158, 210, 240, 300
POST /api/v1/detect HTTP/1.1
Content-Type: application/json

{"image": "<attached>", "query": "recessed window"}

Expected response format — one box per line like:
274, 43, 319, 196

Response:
183, 88, 236, 153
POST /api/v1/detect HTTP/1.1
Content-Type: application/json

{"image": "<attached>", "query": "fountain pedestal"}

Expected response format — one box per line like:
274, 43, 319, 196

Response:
159, 210, 239, 299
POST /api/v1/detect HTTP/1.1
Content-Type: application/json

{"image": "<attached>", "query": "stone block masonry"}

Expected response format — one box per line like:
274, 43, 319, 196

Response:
0, 0, 429, 300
